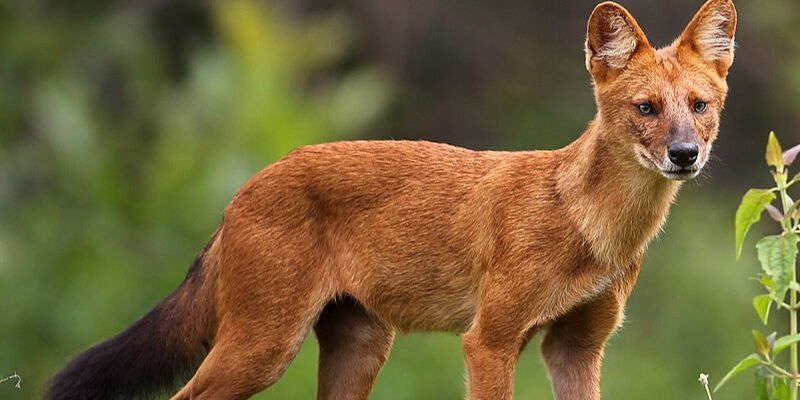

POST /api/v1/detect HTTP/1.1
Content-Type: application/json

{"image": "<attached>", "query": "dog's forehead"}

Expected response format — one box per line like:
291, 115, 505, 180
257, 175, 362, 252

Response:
622, 49, 725, 101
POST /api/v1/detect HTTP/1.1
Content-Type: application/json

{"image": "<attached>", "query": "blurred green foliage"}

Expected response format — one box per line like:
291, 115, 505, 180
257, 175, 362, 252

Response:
0, 0, 797, 399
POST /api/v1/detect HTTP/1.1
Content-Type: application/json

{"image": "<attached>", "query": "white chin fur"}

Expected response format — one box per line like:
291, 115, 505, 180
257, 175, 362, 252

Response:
659, 169, 701, 181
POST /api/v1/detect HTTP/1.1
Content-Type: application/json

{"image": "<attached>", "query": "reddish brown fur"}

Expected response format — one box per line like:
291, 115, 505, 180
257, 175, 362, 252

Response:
50, 1, 737, 400
171, 1, 736, 399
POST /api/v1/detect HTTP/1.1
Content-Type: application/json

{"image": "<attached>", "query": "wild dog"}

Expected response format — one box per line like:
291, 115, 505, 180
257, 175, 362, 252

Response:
46, 0, 736, 399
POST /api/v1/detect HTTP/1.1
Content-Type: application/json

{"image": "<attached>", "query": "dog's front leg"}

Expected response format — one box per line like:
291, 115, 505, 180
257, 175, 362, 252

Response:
462, 327, 520, 400
461, 273, 534, 400
539, 289, 622, 400
539, 263, 640, 400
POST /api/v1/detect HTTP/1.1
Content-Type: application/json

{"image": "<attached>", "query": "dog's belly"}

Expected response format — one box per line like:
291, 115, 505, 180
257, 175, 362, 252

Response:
368, 288, 478, 333
345, 261, 480, 334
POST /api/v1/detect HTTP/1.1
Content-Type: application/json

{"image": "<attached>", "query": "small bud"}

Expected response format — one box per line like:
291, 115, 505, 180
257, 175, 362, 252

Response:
783, 143, 800, 166
766, 131, 784, 168
767, 332, 777, 351
765, 204, 783, 222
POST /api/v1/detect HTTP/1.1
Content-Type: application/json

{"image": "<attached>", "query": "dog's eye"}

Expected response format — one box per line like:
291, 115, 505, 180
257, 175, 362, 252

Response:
637, 103, 654, 115
693, 100, 708, 114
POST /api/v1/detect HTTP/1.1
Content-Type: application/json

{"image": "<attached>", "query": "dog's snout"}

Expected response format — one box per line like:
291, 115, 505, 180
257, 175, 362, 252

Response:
667, 142, 699, 167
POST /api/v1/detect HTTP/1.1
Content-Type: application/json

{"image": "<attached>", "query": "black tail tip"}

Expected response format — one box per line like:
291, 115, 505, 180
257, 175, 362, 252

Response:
45, 340, 178, 400
45, 304, 202, 400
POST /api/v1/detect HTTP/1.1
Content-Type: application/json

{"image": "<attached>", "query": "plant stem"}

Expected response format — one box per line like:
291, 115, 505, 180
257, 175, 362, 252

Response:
704, 384, 713, 400
766, 361, 795, 379
779, 168, 799, 400
791, 271, 798, 400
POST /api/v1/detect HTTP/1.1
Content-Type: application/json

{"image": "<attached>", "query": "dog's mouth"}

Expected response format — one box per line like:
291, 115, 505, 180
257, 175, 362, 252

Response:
634, 148, 702, 181
659, 167, 701, 180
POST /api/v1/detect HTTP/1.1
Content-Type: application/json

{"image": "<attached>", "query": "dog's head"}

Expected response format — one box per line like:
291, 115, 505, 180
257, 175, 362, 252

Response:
585, 0, 736, 180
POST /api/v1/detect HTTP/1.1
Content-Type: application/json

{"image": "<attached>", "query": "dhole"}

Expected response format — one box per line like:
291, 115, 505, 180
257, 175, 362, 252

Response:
47, 0, 736, 399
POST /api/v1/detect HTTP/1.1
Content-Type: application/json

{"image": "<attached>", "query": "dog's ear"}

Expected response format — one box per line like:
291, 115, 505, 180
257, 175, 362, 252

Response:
585, 2, 651, 82
678, 0, 737, 77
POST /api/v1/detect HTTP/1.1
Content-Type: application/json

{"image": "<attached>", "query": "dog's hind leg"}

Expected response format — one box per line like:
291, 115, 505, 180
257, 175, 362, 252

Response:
314, 296, 395, 400
168, 312, 312, 400
170, 216, 336, 399
169, 287, 326, 400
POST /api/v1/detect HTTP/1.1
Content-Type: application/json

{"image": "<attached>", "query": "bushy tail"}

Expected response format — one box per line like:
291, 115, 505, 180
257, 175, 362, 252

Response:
45, 231, 220, 400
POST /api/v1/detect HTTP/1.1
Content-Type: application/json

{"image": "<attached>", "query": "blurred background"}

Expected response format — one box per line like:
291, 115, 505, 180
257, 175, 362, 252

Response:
1, 0, 799, 398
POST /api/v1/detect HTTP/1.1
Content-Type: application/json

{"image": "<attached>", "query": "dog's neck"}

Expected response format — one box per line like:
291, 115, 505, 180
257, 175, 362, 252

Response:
556, 119, 681, 268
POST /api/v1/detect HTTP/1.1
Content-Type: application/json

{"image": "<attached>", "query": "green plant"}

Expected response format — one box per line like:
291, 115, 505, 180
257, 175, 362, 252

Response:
706, 132, 800, 399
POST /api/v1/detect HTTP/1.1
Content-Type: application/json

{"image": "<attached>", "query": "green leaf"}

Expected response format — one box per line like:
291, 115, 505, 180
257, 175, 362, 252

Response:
773, 377, 791, 400
760, 275, 777, 291
773, 333, 800, 356
735, 189, 777, 259
753, 330, 770, 357
714, 353, 763, 392
755, 366, 771, 400
767, 131, 784, 168
756, 234, 800, 301
753, 294, 772, 325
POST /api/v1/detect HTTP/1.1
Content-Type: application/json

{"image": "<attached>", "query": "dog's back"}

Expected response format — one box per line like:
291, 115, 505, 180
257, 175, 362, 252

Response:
226, 140, 560, 332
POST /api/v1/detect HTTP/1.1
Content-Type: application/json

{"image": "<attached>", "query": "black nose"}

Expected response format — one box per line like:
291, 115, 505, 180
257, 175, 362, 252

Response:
667, 142, 699, 167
